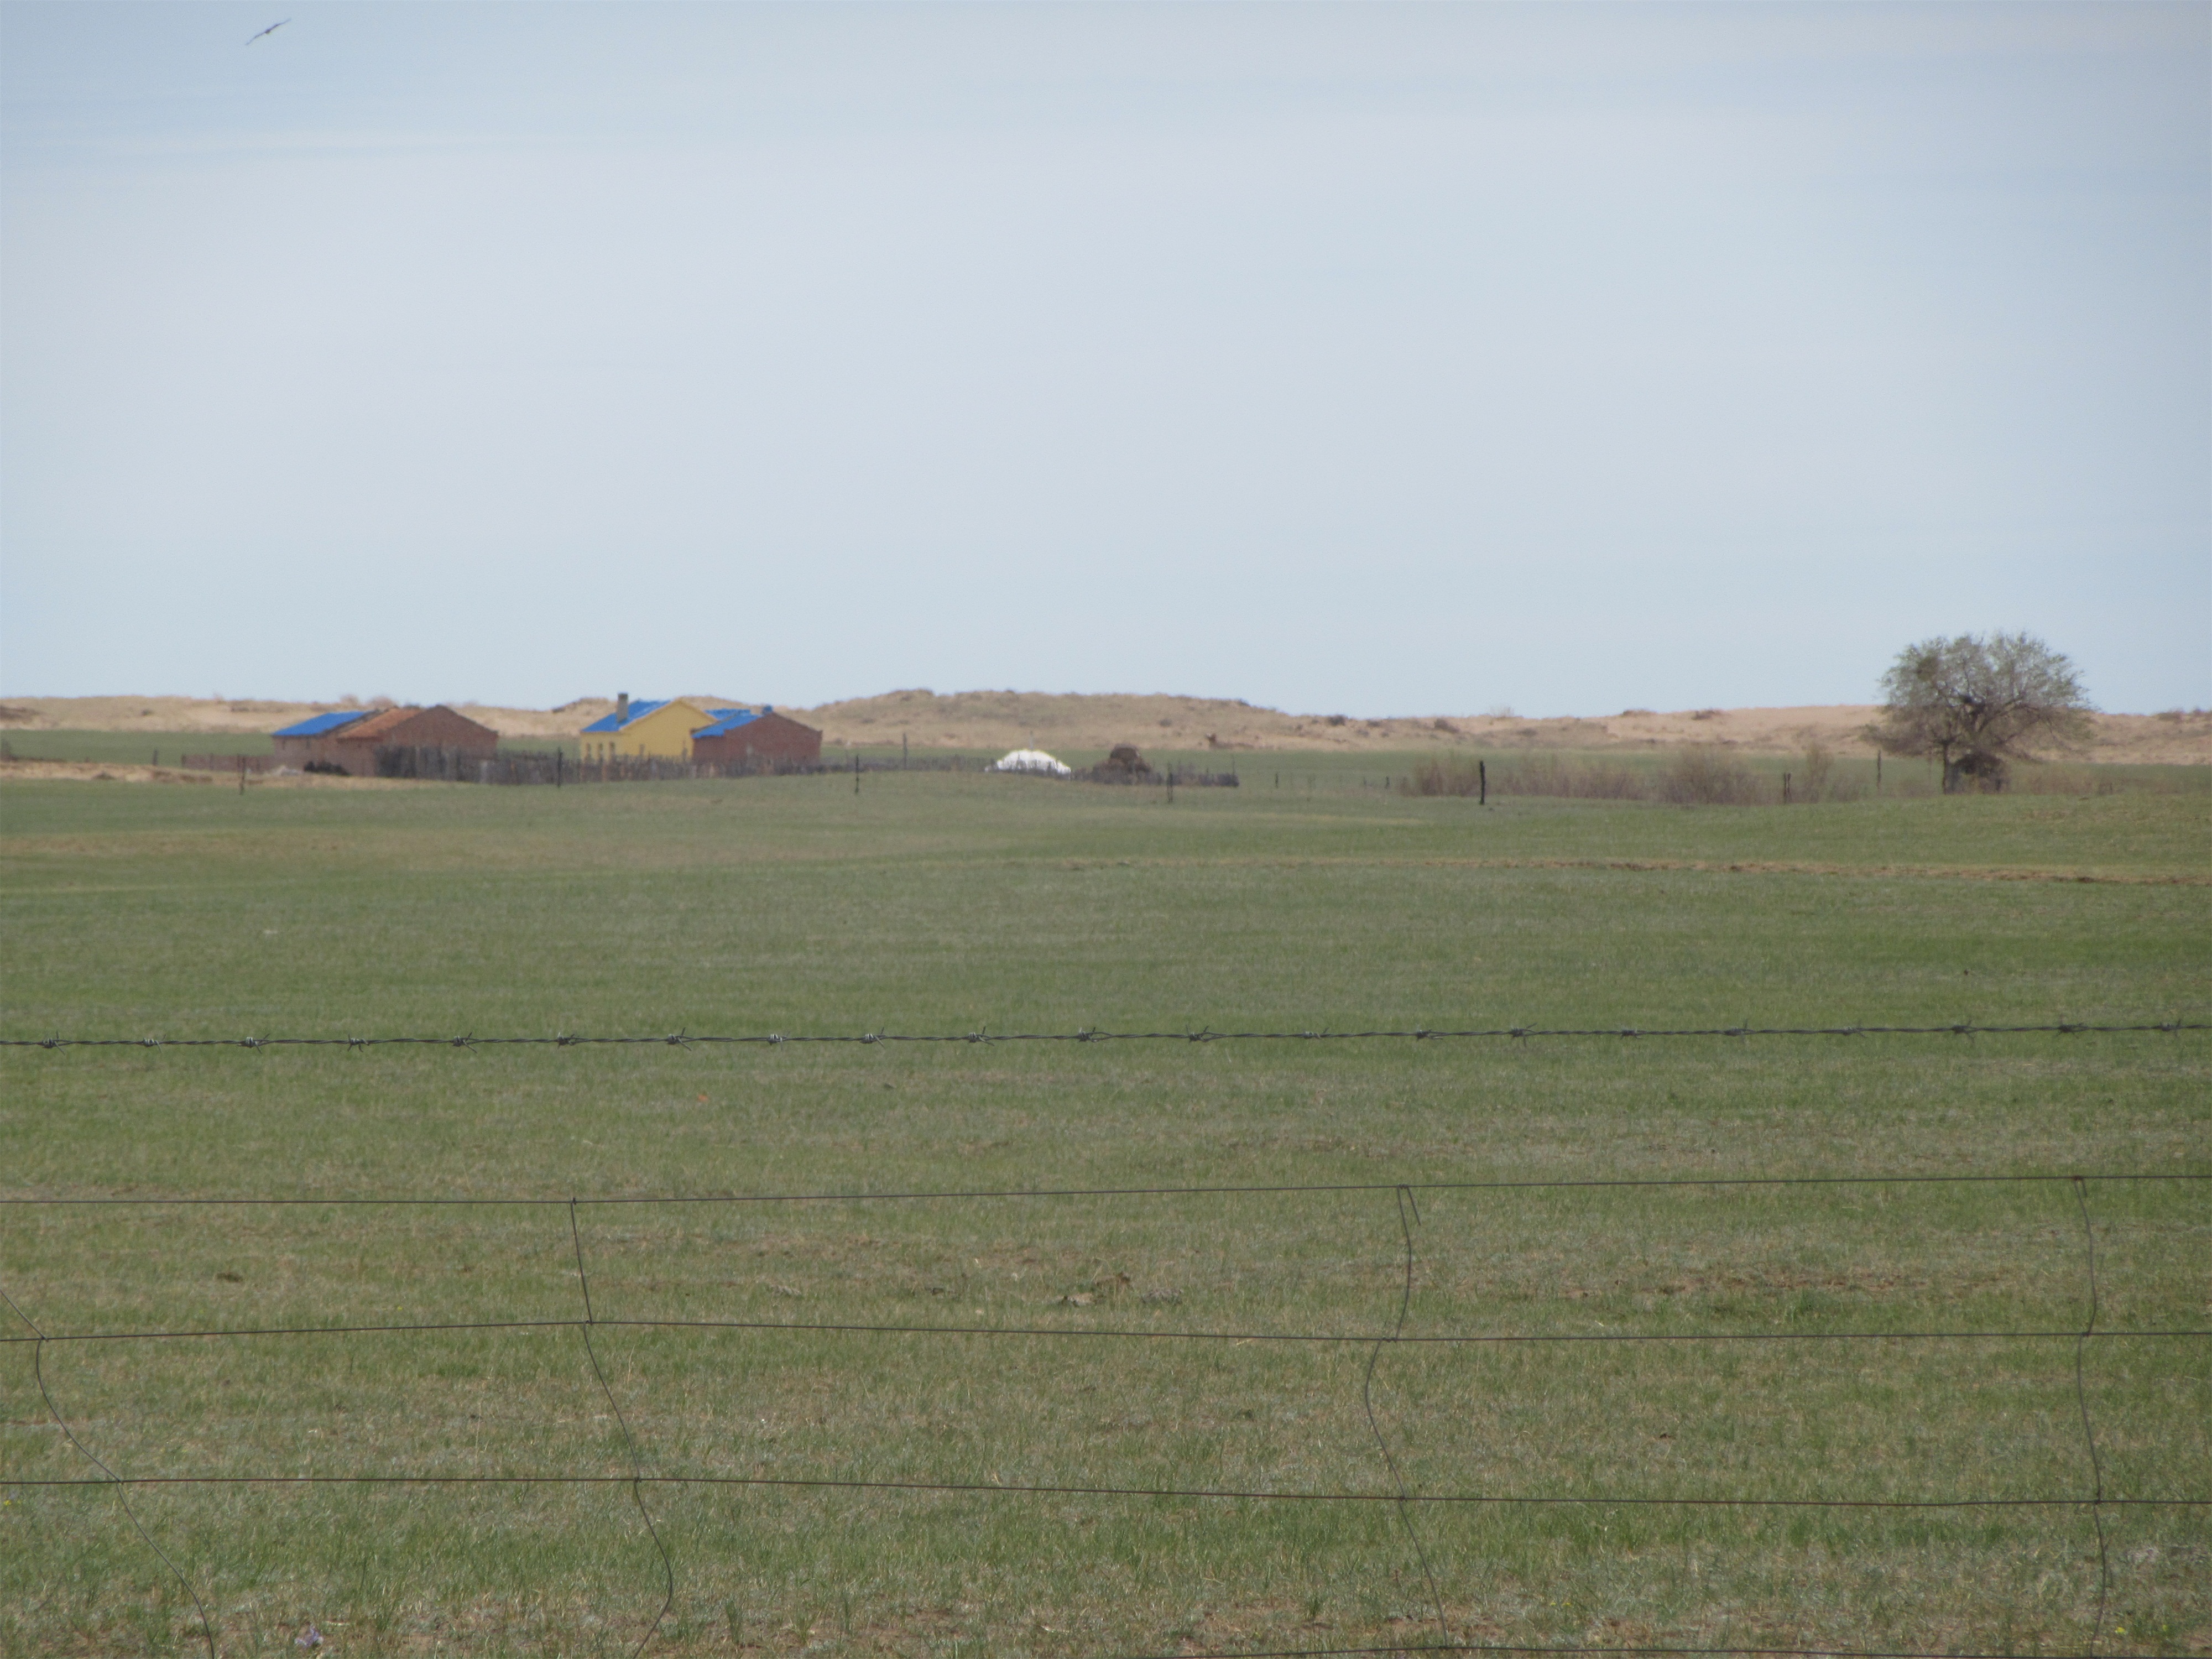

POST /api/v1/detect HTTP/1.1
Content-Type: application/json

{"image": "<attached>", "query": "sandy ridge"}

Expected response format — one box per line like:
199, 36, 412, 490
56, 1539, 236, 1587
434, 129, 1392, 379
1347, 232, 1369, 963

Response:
1, 692, 2205, 765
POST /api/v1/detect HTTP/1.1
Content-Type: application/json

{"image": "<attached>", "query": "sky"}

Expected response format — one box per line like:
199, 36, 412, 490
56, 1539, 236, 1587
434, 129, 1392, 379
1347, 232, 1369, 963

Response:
2, 3, 2205, 716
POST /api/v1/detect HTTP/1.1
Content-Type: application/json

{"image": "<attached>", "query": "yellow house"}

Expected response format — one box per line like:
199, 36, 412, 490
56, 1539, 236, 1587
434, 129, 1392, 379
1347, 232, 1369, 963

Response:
578, 696, 721, 761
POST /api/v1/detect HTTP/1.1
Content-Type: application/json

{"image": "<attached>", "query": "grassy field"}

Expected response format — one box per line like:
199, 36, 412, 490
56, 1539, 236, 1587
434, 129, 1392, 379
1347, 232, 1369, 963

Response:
0, 731, 277, 764
2, 767, 2207, 1657
0, 731, 578, 765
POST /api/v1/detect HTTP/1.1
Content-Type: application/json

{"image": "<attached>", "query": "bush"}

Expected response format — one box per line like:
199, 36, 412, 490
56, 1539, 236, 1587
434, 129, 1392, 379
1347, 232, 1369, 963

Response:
1656, 745, 1765, 805
1796, 742, 1834, 801
1398, 757, 1644, 799
1404, 750, 1768, 804
1400, 759, 1483, 797
1400, 745, 2193, 806
1494, 754, 1645, 799
1787, 743, 1866, 804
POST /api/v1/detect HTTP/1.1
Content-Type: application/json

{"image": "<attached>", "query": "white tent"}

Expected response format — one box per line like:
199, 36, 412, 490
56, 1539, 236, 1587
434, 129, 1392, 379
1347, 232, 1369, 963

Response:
992, 748, 1072, 776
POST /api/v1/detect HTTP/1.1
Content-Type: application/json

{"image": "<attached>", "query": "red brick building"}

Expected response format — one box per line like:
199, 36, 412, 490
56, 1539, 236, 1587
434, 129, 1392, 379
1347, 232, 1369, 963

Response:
688, 707, 822, 768
271, 705, 499, 776
272, 710, 375, 770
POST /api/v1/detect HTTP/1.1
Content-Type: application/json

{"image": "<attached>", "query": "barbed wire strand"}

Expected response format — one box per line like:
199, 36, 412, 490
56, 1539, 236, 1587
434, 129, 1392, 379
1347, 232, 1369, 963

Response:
2, 1020, 2203, 1052
1110, 1644, 2159, 1659
8, 1316, 2203, 1350
2072, 1177, 2111, 1656
0, 1281, 220, 1659
4, 1170, 2205, 1208
571, 1199, 674, 1659
9, 1471, 2201, 1510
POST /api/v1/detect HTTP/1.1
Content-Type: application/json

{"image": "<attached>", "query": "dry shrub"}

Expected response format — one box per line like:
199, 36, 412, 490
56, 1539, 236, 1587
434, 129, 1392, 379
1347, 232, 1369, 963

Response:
1494, 754, 1645, 799
1796, 741, 1834, 801
1791, 742, 1866, 804
1400, 759, 1483, 797
1657, 744, 1765, 805
1400, 755, 1644, 800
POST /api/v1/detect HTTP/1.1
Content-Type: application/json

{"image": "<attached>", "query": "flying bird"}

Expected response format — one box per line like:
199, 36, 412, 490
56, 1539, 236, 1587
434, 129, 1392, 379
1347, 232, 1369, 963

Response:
246, 19, 290, 44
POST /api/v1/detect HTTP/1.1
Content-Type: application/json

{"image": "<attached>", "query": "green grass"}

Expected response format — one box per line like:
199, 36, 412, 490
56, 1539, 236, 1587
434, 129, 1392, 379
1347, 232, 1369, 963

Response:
0, 729, 602, 765
2, 771, 2207, 1656
0, 730, 276, 764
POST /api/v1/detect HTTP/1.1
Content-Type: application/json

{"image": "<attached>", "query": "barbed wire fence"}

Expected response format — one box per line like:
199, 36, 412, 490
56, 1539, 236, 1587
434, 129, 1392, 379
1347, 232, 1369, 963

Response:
4, 1025, 2208, 1658
2, 1020, 2204, 1051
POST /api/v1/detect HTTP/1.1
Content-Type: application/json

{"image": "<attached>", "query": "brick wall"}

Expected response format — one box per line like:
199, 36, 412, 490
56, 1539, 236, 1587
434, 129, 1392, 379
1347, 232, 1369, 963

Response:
691, 711, 822, 766
273, 734, 361, 771
335, 706, 498, 774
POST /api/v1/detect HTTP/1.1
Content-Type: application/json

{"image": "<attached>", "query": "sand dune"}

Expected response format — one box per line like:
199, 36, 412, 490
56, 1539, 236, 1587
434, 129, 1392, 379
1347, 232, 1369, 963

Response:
1, 691, 2204, 765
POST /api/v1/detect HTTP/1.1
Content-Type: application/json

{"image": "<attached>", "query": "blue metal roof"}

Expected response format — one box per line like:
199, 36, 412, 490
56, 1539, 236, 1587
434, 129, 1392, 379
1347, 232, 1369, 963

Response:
580, 698, 669, 734
692, 709, 759, 738
273, 711, 370, 738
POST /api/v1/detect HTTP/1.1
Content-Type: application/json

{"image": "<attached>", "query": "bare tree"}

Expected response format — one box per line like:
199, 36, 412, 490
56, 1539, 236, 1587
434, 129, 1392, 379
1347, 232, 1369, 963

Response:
1866, 632, 2093, 792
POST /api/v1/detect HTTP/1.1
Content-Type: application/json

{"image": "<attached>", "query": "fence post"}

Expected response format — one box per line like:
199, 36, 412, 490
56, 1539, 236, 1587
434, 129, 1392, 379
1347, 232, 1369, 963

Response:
854, 752, 860, 795
238, 753, 246, 796
1783, 771, 1792, 805
1875, 750, 1881, 795
1479, 759, 1486, 806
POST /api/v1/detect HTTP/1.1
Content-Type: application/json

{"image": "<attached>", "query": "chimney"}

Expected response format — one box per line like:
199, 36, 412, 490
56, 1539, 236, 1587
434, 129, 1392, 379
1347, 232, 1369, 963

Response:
614, 692, 630, 724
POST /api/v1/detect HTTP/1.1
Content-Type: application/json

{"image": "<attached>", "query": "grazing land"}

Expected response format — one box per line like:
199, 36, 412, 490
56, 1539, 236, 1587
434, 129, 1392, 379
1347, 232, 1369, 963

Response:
2, 768, 2207, 1657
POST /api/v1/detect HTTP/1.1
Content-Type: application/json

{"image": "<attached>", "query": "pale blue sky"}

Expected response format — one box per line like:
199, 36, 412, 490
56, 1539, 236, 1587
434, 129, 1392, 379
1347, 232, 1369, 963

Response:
3, 3, 2205, 714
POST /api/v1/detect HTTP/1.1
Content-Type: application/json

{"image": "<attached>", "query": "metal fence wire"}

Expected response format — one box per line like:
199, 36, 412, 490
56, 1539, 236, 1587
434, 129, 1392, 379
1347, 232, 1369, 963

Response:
4, 1019, 2204, 1050
3, 1025, 2205, 1659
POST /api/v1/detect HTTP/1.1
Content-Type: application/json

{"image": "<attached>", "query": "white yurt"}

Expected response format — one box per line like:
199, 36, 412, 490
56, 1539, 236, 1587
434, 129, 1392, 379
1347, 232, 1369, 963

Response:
992, 748, 1072, 776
